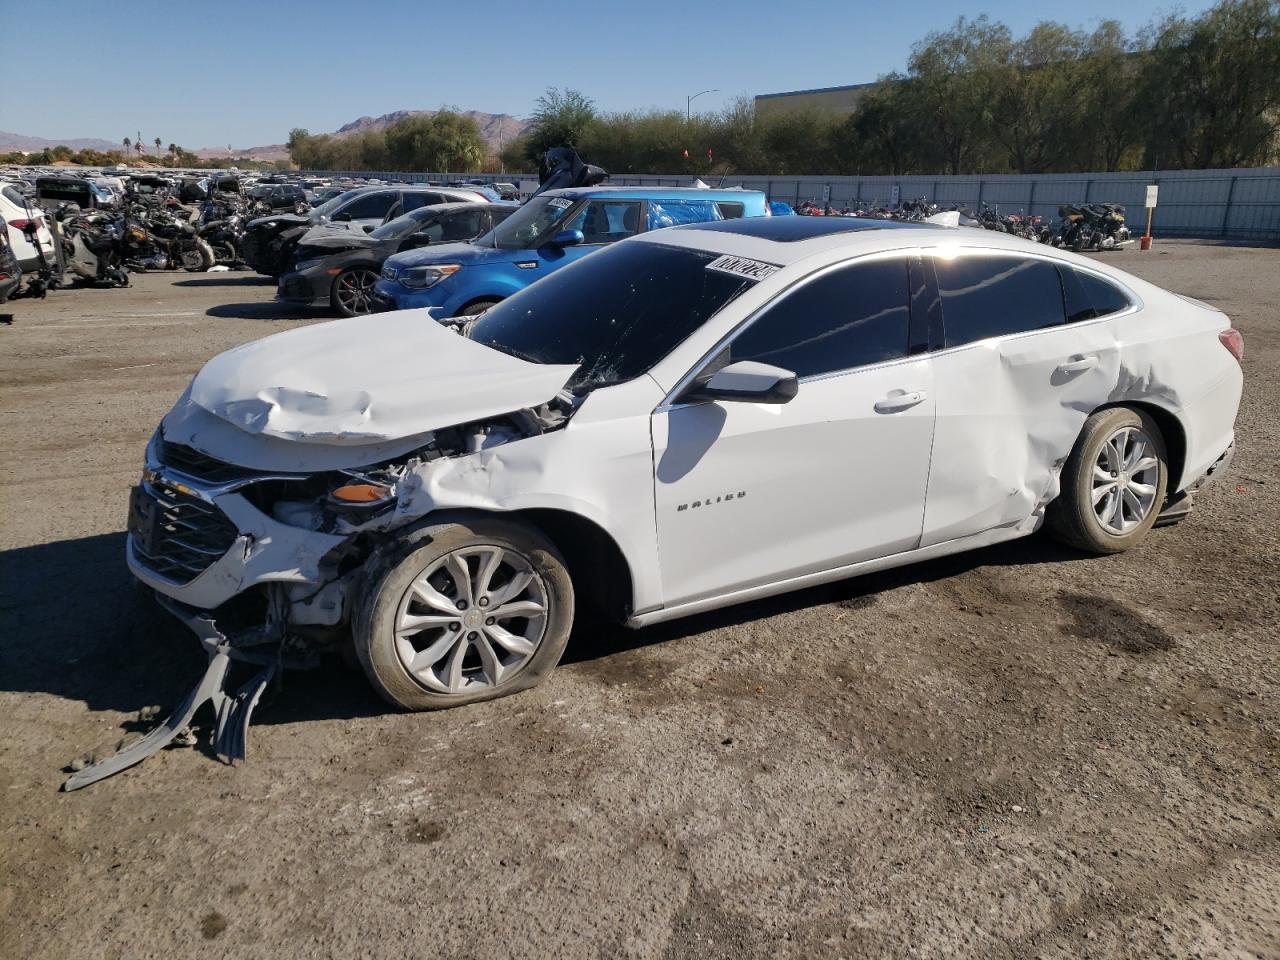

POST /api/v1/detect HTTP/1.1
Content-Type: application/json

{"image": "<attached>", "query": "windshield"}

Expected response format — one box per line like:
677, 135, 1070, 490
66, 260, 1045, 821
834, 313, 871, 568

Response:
468, 241, 753, 392
370, 207, 431, 240
310, 190, 357, 220
476, 195, 573, 250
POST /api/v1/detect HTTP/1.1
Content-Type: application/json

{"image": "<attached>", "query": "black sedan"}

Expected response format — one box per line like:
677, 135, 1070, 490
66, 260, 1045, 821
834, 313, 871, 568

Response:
277, 202, 515, 317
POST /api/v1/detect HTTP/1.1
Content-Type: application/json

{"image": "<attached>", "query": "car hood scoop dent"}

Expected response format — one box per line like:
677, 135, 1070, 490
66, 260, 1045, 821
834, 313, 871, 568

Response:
187, 309, 578, 447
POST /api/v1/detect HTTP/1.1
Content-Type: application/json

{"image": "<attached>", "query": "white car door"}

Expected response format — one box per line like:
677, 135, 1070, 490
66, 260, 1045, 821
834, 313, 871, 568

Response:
651, 254, 937, 607
920, 251, 1131, 546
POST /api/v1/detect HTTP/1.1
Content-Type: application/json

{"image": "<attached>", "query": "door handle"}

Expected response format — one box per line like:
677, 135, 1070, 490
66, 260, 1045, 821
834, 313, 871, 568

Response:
874, 390, 927, 413
1055, 355, 1099, 375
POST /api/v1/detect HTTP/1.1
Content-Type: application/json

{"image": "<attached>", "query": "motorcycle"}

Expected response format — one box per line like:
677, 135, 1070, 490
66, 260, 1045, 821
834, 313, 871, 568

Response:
1051, 203, 1131, 251
59, 209, 130, 287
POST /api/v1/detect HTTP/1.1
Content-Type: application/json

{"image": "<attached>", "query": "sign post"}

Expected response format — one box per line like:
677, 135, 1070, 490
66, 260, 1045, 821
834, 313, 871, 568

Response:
1141, 185, 1158, 250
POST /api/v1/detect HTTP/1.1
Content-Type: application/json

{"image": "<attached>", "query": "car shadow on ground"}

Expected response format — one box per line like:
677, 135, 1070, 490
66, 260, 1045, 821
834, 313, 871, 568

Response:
0, 528, 1086, 730
562, 533, 1085, 667
172, 275, 273, 288
204, 301, 319, 321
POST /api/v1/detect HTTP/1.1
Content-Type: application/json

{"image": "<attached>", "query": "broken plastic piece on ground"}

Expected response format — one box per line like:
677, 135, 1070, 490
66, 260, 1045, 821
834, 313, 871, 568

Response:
61, 649, 276, 791
207, 264, 231, 272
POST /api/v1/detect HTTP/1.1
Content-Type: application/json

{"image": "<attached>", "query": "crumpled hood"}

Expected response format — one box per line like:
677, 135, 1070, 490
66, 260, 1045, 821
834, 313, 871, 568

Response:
186, 309, 578, 446
297, 224, 380, 250
385, 240, 519, 273
247, 212, 312, 231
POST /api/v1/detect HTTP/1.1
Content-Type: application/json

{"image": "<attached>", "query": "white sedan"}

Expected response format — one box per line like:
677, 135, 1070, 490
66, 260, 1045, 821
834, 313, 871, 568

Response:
71, 213, 1244, 788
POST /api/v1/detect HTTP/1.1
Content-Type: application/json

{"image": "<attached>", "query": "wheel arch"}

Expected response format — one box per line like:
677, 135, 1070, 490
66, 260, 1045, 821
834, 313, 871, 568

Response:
457, 293, 505, 314
1094, 399, 1188, 493
380, 507, 636, 624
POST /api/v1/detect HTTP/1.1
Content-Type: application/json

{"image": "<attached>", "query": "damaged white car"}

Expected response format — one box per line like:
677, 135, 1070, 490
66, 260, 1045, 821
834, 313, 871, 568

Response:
67, 215, 1243, 789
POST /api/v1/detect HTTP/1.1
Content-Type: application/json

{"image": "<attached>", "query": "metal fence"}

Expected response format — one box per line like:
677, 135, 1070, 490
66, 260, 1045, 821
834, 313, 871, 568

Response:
297, 166, 1280, 240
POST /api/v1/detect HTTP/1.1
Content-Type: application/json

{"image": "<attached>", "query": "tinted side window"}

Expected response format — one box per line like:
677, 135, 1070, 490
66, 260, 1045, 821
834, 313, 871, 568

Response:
730, 258, 912, 378
715, 201, 745, 219
439, 209, 485, 241
340, 192, 396, 220
1059, 266, 1131, 322
934, 255, 1064, 348
564, 201, 642, 244
401, 192, 445, 213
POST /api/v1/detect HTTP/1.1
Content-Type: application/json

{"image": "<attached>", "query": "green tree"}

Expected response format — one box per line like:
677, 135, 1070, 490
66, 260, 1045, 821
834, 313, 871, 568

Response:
1079, 21, 1146, 171
1138, 0, 1280, 168
901, 15, 1011, 173
524, 88, 597, 161
384, 111, 486, 172
987, 21, 1091, 173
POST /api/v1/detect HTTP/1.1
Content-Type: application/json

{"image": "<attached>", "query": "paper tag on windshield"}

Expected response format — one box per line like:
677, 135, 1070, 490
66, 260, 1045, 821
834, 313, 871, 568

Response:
706, 254, 779, 282
548, 197, 572, 209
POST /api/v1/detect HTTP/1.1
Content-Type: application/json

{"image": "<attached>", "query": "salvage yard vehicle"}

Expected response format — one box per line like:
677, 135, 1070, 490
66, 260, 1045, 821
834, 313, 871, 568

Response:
240, 185, 491, 277
373, 185, 770, 317
1, 180, 57, 273
0, 221, 20, 303
66, 215, 1243, 790
278, 202, 517, 316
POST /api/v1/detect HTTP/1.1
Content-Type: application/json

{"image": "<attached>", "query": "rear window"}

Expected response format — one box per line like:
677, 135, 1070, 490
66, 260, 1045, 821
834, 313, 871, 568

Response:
1059, 266, 1132, 322
715, 201, 745, 219
933, 254, 1065, 348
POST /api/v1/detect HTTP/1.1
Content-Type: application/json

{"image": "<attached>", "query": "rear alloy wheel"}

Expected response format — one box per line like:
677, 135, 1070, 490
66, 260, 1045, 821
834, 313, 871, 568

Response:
353, 518, 574, 710
1047, 407, 1168, 554
331, 267, 380, 316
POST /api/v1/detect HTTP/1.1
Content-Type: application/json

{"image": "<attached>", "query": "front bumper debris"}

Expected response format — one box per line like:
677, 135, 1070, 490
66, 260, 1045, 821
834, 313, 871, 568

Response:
63, 598, 281, 791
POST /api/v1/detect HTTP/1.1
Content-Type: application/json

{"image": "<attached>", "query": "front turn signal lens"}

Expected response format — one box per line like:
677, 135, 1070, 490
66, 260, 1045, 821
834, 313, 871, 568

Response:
330, 482, 393, 504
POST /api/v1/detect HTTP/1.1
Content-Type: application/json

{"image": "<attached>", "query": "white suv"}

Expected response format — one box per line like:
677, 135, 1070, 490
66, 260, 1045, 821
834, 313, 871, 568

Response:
92, 216, 1242, 786
0, 181, 56, 273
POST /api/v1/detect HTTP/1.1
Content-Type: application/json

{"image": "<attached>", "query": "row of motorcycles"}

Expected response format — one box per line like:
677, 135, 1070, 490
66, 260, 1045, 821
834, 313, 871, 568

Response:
796, 195, 1133, 251
57, 194, 253, 287
972, 201, 1132, 250
14, 181, 293, 295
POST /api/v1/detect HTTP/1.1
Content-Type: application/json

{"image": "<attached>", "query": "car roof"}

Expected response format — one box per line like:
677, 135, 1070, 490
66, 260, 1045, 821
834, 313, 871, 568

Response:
343, 185, 479, 196
541, 185, 765, 202
639, 213, 1145, 276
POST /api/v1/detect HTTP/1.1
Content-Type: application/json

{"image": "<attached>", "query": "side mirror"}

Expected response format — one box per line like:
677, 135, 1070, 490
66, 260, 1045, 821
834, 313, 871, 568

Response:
684, 360, 799, 405
333, 211, 352, 222
362, 225, 375, 233
549, 228, 584, 248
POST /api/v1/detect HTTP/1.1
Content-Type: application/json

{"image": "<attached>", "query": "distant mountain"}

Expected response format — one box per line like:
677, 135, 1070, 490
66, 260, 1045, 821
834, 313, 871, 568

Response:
0, 130, 123, 153
4, 109, 533, 165
331, 110, 532, 152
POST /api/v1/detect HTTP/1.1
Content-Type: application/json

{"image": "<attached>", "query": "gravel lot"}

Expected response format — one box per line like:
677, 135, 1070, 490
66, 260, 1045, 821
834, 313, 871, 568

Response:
1, 241, 1276, 960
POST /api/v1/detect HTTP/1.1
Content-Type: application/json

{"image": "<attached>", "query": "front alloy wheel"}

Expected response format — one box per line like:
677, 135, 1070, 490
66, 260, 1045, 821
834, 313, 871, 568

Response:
353, 518, 575, 710
394, 546, 548, 693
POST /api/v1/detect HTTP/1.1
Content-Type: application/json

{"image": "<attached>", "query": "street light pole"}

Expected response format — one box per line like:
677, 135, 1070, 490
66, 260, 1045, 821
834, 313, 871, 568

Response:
686, 88, 720, 121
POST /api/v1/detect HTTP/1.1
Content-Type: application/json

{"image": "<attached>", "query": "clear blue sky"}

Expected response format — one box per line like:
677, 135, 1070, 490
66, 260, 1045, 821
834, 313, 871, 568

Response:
4, 0, 1216, 149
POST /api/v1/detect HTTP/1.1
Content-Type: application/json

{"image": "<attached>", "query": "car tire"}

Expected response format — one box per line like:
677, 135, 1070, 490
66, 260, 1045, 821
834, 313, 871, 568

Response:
352, 517, 575, 711
1047, 407, 1168, 554
458, 298, 500, 317
330, 266, 380, 317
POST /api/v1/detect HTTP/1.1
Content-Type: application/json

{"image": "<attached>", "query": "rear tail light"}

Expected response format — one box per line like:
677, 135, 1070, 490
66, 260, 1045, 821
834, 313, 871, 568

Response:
9, 218, 34, 231
1219, 328, 1245, 363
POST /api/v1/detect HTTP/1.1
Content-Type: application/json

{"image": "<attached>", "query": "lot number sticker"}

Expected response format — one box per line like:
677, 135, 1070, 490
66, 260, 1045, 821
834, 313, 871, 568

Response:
706, 255, 780, 282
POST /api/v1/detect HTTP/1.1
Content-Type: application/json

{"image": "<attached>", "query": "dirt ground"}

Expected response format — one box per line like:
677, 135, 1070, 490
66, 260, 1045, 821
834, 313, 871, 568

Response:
0, 241, 1276, 960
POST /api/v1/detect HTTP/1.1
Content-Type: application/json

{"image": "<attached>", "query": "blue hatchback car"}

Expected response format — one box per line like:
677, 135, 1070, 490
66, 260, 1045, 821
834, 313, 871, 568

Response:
372, 185, 770, 317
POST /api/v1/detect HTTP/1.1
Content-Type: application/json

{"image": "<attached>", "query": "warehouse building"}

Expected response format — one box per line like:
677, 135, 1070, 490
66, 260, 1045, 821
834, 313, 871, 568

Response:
754, 81, 878, 117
